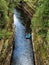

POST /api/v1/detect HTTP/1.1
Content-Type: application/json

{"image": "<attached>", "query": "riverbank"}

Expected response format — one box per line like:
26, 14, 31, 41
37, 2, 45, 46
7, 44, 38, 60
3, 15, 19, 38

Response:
0, 22, 14, 65
0, 1, 14, 64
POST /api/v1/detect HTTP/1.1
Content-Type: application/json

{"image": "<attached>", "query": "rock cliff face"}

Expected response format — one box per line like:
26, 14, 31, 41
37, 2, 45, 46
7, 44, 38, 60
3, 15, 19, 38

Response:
0, 1, 14, 64
16, 2, 35, 33
0, 13, 14, 65
0, 33, 13, 65
21, 2, 34, 19
20, 2, 34, 19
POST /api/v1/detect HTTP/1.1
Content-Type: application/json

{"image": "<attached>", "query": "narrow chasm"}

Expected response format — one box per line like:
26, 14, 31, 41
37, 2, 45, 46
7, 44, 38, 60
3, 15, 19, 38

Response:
10, 9, 34, 65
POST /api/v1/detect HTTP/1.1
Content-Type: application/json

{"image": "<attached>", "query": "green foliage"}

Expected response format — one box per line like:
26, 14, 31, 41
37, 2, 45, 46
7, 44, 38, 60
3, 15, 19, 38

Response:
0, 0, 8, 28
31, 0, 49, 65
31, 0, 49, 33
38, 29, 47, 38
0, 0, 15, 29
0, 0, 8, 14
46, 30, 49, 43
0, 30, 6, 39
5, 32, 12, 39
3, 43, 7, 49
0, 0, 15, 40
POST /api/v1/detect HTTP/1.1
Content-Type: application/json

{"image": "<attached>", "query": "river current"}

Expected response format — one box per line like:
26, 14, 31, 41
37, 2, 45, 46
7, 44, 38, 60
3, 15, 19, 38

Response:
11, 9, 34, 65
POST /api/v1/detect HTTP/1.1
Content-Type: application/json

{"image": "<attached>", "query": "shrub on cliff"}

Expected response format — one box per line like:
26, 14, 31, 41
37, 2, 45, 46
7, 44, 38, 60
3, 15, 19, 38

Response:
31, 0, 49, 65
31, 0, 49, 33
0, 0, 8, 28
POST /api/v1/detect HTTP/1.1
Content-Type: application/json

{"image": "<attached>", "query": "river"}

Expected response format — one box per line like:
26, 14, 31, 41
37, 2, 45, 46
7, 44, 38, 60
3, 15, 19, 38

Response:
11, 9, 34, 65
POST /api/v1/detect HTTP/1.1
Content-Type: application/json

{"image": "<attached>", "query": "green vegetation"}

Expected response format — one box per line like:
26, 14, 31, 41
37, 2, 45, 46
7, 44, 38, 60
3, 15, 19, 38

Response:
0, 0, 14, 40
0, 1, 14, 65
31, 0, 49, 65
0, 0, 49, 65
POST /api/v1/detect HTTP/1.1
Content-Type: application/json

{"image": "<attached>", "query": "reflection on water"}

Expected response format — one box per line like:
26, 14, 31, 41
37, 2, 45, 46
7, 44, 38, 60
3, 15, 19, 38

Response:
11, 9, 34, 65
